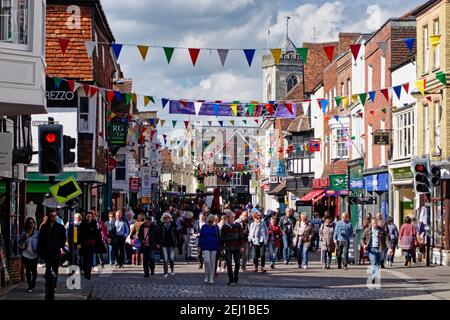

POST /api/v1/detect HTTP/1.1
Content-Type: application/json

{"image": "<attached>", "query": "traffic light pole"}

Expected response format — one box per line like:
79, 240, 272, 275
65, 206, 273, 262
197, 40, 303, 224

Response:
426, 192, 431, 267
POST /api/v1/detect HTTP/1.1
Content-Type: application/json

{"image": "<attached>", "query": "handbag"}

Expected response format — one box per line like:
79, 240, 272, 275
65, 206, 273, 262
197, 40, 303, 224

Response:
134, 239, 142, 249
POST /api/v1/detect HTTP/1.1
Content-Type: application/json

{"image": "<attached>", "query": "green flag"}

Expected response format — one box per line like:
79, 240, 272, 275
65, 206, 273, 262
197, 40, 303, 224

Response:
381, 108, 387, 114
172, 120, 177, 128
53, 77, 62, 89
359, 93, 367, 106
334, 96, 342, 107
296, 48, 308, 64
436, 71, 447, 86
164, 47, 175, 64
242, 120, 247, 125
247, 104, 255, 116
125, 93, 132, 106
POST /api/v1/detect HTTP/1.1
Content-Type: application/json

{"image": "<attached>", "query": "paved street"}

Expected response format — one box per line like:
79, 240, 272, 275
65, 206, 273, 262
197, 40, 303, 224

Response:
2, 253, 450, 300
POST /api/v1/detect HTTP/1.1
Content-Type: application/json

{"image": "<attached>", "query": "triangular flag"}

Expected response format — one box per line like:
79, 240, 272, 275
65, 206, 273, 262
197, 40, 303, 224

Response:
194, 102, 202, 115
436, 71, 447, 86
380, 88, 390, 102
85, 41, 96, 58
242, 120, 247, 125
218, 121, 223, 127
137, 45, 149, 61
342, 96, 349, 109
90, 86, 99, 97
415, 79, 426, 95
334, 115, 339, 122
402, 83, 410, 94
188, 48, 200, 66
403, 38, 415, 53
266, 104, 274, 115
160, 120, 165, 127
369, 110, 375, 116
125, 93, 132, 106
301, 102, 309, 115
179, 100, 189, 108
393, 85, 402, 100
350, 44, 361, 61
207, 121, 212, 127
285, 103, 293, 115
106, 90, 114, 103
162, 98, 169, 109
377, 42, 388, 57
144, 96, 154, 106
243, 49, 256, 67
426, 96, 433, 102
320, 100, 329, 113
248, 104, 255, 116
58, 38, 70, 55
230, 120, 235, 126
111, 43, 123, 60
115, 91, 122, 102
53, 77, 62, 90
254, 119, 259, 124
430, 35, 441, 48
368, 91, 376, 102
271, 48, 282, 65
82, 84, 90, 97
164, 47, 175, 64
323, 46, 335, 63
172, 120, 177, 128
110, 112, 116, 119
213, 103, 220, 116
217, 49, 229, 67
231, 104, 238, 116
184, 121, 190, 129
334, 96, 342, 107
351, 94, 358, 105
67, 80, 75, 92
296, 48, 308, 64
381, 108, 387, 114
359, 93, 367, 106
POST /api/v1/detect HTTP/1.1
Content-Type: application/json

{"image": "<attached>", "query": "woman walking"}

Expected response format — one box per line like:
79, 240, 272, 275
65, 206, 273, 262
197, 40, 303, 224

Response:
19, 217, 39, 293
399, 216, 417, 267
319, 215, 335, 269
294, 213, 313, 270
248, 211, 269, 272
267, 215, 282, 269
386, 216, 399, 266
138, 216, 159, 277
159, 212, 178, 277
198, 215, 220, 284
78, 211, 104, 280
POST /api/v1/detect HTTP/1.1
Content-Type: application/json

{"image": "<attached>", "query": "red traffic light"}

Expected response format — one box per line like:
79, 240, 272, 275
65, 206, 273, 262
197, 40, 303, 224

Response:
45, 133, 57, 143
415, 164, 425, 173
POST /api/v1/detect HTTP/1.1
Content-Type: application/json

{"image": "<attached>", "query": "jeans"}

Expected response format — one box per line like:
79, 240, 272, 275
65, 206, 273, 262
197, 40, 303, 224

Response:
22, 256, 38, 289
240, 242, 249, 269
252, 243, 266, 269
267, 241, 277, 267
203, 250, 217, 282
368, 247, 381, 280
225, 248, 241, 283
312, 232, 320, 251
296, 240, 309, 267
183, 234, 191, 259
115, 236, 126, 266
387, 239, 397, 263
282, 234, 293, 262
82, 247, 94, 279
321, 249, 332, 267
108, 244, 116, 264
142, 246, 155, 276
336, 240, 349, 268
162, 246, 175, 274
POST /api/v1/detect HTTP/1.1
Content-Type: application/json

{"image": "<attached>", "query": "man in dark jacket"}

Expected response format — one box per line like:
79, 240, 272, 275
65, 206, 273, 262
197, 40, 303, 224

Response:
37, 211, 67, 283
158, 212, 178, 277
235, 211, 249, 271
138, 216, 159, 277
220, 210, 244, 285
278, 208, 296, 264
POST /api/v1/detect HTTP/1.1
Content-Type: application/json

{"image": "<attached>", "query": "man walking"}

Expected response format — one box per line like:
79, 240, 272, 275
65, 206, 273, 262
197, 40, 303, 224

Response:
279, 208, 296, 265
375, 212, 389, 268
114, 210, 129, 268
235, 210, 249, 271
333, 213, 353, 270
220, 210, 244, 285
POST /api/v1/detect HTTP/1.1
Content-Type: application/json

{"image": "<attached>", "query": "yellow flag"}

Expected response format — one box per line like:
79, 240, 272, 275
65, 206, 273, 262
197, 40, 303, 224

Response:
137, 45, 149, 60
342, 96, 349, 109
352, 94, 358, 105
111, 112, 116, 118
430, 35, 441, 48
271, 48, 282, 65
144, 96, 151, 106
160, 120, 165, 127
415, 79, 426, 95
131, 93, 137, 104
231, 104, 238, 116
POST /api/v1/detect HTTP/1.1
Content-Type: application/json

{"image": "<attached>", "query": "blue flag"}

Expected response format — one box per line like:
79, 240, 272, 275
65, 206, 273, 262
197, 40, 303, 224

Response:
334, 115, 339, 122
403, 38, 415, 53
320, 99, 329, 113
368, 91, 376, 102
213, 103, 220, 116
243, 49, 256, 67
111, 43, 123, 60
218, 121, 223, 127
393, 85, 402, 100
161, 98, 169, 109
115, 91, 123, 102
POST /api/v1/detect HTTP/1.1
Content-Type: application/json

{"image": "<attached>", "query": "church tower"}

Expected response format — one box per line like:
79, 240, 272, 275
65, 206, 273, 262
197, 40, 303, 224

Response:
262, 17, 304, 102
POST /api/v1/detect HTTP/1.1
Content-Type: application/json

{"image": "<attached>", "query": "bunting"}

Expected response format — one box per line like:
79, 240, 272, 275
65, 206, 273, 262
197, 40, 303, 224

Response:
393, 85, 402, 100
85, 41, 96, 58
137, 45, 149, 61
415, 79, 426, 95
243, 49, 256, 67
271, 48, 282, 64
172, 120, 177, 128
58, 38, 70, 55
403, 38, 415, 53
111, 43, 123, 60
323, 45, 335, 63
160, 120, 165, 127
164, 47, 175, 64
188, 48, 200, 66
430, 35, 441, 48
368, 91, 376, 103
350, 44, 361, 61
359, 93, 367, 106
217, 49, 229, 67
162, 98, 169, 109
231, 104, 238, 116
334, 96, 342, 107
380, 88, 390, 102
184, 121, 190, 129
297, 48, 308, 64
436, 71, 447, 86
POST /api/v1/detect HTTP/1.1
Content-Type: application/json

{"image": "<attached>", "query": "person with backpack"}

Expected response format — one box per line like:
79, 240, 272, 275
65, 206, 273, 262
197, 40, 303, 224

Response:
138, 216, 159, 277
319, 215, 335, 269
198, 214, 220, 284
386, 216, 399, 266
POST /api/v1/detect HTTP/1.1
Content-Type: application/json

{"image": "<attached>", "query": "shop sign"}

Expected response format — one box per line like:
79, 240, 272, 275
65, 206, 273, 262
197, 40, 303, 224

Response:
350, 179, 364, 189
250, 180, 257, 194
329, 174, 348, 190
321, 177, 330, 188
108, 121, 128, 145
308, 139, 321, 152
0, 132, 12, 173
129, 178, 140, 193
312, 178, 322, 189
393, 167, 413, 180
373, 131, 390, 145
141, 197, 152, 204
263, 184, 270, 192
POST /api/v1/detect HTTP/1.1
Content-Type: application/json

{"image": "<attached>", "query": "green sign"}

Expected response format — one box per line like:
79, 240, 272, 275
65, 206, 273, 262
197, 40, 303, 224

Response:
330, 174, 348, 190
49, 176, 82, 204
108, 121, 128, 145
393, 167, 413, 180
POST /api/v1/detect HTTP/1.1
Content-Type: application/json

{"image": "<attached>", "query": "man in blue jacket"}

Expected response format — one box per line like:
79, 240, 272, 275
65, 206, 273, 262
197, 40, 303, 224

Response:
333, 212, 353, 270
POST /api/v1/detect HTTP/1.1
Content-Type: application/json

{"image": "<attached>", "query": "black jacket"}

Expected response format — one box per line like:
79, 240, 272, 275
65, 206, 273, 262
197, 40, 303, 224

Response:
138, 222, 159, 250
37, 222, 66, 260
78, 220, 105, 254
158, 222, 178, 247
279, 215, 296, 237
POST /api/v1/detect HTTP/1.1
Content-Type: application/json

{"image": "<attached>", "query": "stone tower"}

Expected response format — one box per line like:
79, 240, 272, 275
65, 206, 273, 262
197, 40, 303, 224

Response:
262, 18, 304, 103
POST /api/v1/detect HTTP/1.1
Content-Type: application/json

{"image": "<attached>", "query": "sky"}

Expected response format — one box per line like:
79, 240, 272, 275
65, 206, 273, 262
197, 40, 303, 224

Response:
101, 0, 425, 136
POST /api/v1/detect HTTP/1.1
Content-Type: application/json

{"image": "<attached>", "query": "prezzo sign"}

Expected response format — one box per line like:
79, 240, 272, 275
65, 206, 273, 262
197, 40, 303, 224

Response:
45, 77, 78, 108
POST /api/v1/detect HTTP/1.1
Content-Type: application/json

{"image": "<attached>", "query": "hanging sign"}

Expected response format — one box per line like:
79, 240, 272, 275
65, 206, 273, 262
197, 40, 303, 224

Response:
129, 178, 141, 193
308, 139, 321, 152
108, 121, 128, 145
329, 174, 348, 191
373, 131, 390, 145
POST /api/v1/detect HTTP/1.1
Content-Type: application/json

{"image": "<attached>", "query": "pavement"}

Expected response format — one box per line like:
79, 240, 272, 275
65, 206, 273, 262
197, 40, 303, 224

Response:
1, 252, 450, 300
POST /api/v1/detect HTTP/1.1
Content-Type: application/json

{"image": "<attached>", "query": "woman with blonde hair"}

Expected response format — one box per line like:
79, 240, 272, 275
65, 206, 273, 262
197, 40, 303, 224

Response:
198, 214, 220, 284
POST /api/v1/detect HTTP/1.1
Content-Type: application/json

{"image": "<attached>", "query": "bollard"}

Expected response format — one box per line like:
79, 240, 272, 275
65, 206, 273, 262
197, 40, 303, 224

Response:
44, 269, 56, 300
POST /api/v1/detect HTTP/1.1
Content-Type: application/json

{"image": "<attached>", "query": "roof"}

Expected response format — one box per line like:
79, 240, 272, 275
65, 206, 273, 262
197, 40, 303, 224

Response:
267, 181, 286, 195
364, 18, 416, 44
287, 115, 310, 133
407, 0, 440, 17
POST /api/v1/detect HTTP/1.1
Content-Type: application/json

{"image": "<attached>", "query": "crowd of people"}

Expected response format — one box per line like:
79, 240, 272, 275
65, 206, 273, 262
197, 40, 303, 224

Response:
17, 202, 428, 292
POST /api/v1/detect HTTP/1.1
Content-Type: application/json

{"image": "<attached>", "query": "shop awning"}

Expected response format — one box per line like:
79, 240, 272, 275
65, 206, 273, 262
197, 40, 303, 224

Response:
267, 181, 286, 195
300, 189, 325, 203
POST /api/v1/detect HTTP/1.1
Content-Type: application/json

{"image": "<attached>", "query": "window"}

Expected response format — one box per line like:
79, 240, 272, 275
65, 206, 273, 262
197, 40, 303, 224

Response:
394, 110, 415, 159
424, 104, 430, 154
287, 74, 298, 93
423, 25, 429, 73
368, 65, 373, 92
0, 0, 28, 45
380, 56, 385, 88
435, 101, 442, 152
368, 125, 373, 168
340, 82, 345, 97
266, 75, 272, 102
433, 19, 440, 69
381, 120, 386, 165
232, 173, 242, 186
78, 97, 89, 131
335, 128, 349, 158
115, 154, 126, 181
347, 78, 351, 100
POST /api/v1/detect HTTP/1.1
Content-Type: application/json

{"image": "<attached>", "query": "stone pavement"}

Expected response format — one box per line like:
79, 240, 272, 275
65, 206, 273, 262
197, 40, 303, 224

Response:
1, 253, 450, 300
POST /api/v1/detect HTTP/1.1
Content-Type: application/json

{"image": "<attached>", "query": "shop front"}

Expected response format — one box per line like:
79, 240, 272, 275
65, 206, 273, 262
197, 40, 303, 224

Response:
364, 172, 389, 219
389, 165, 415, 228
298, 177, 336, 219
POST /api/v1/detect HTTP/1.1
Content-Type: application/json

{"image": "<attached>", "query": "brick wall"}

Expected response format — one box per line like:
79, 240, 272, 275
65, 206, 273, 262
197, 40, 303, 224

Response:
304, 42, 338, 93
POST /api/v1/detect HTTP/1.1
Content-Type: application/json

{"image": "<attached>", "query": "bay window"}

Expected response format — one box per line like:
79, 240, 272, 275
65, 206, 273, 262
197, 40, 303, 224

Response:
0, 0, 28, 45
393, 109, 415, 159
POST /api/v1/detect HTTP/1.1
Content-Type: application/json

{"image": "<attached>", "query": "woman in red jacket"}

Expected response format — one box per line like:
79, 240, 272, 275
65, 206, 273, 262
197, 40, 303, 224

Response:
399, 216, 417, 267
267, 215, 282, 269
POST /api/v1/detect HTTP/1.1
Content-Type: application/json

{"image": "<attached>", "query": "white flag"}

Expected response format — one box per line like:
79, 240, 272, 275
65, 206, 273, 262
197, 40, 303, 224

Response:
194, 102, 203, 115
85, 41, 96, 58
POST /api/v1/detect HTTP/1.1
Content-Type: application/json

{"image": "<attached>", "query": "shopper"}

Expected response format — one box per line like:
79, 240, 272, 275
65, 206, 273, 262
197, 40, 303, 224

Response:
294, 213, 313, 269
311, 212, 323, 252
386, 216, 399, 266
138, 216, 159, 277
78, 211, 105, 280
399, 216, 417, 267
198, 214, 220, 284
248, 211, 268, 273
114, 210, 129, 268
194, 212, 207, 269
279, 208, 296, 265
19, 217, 39, 292
267, 215, 282, 269
319, 215, 335, 269
235, 210, 250, 271
333, 213, 353, 270
220, 210, 244, 285
105, 212, 116, 265
159, 212, 178, 277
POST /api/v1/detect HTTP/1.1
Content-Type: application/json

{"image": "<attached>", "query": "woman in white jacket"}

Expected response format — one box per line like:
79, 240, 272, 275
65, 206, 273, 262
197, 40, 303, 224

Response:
248, 211, 269, 273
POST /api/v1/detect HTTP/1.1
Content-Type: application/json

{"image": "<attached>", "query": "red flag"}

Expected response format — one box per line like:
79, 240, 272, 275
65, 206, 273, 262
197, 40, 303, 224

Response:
90, 86, 99, 97
380, 88, 390, 101
350, 44, 361, 60
323, 46, 336, 63
369, 110, 375, 115
266, 104, 274, 115
156, 143, 161, 149
180, 100, 189, 108
426, 96, 433, 102
82, 84, 90, 97
402, 83, 409, 94
150, 130, 156, 141
254, 119, 259, 124
58, 38, 70, 55
67, 80, 75, 92
163, 134, 167, 139
188, 48, 200, 66
184, 121, 189, 129
106, 90, 115, 103
285, 103, 293, 115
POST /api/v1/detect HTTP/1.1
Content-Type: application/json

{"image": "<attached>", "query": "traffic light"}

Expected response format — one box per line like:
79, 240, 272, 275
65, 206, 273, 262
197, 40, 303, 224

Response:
63, 135, 76, 164
431, 165, 441, 186
412, 157, 431, 194
38, 125, 63, 175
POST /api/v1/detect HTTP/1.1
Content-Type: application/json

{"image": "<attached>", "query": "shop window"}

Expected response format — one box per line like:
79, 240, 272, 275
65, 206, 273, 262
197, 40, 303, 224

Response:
115, 154, 126, 181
